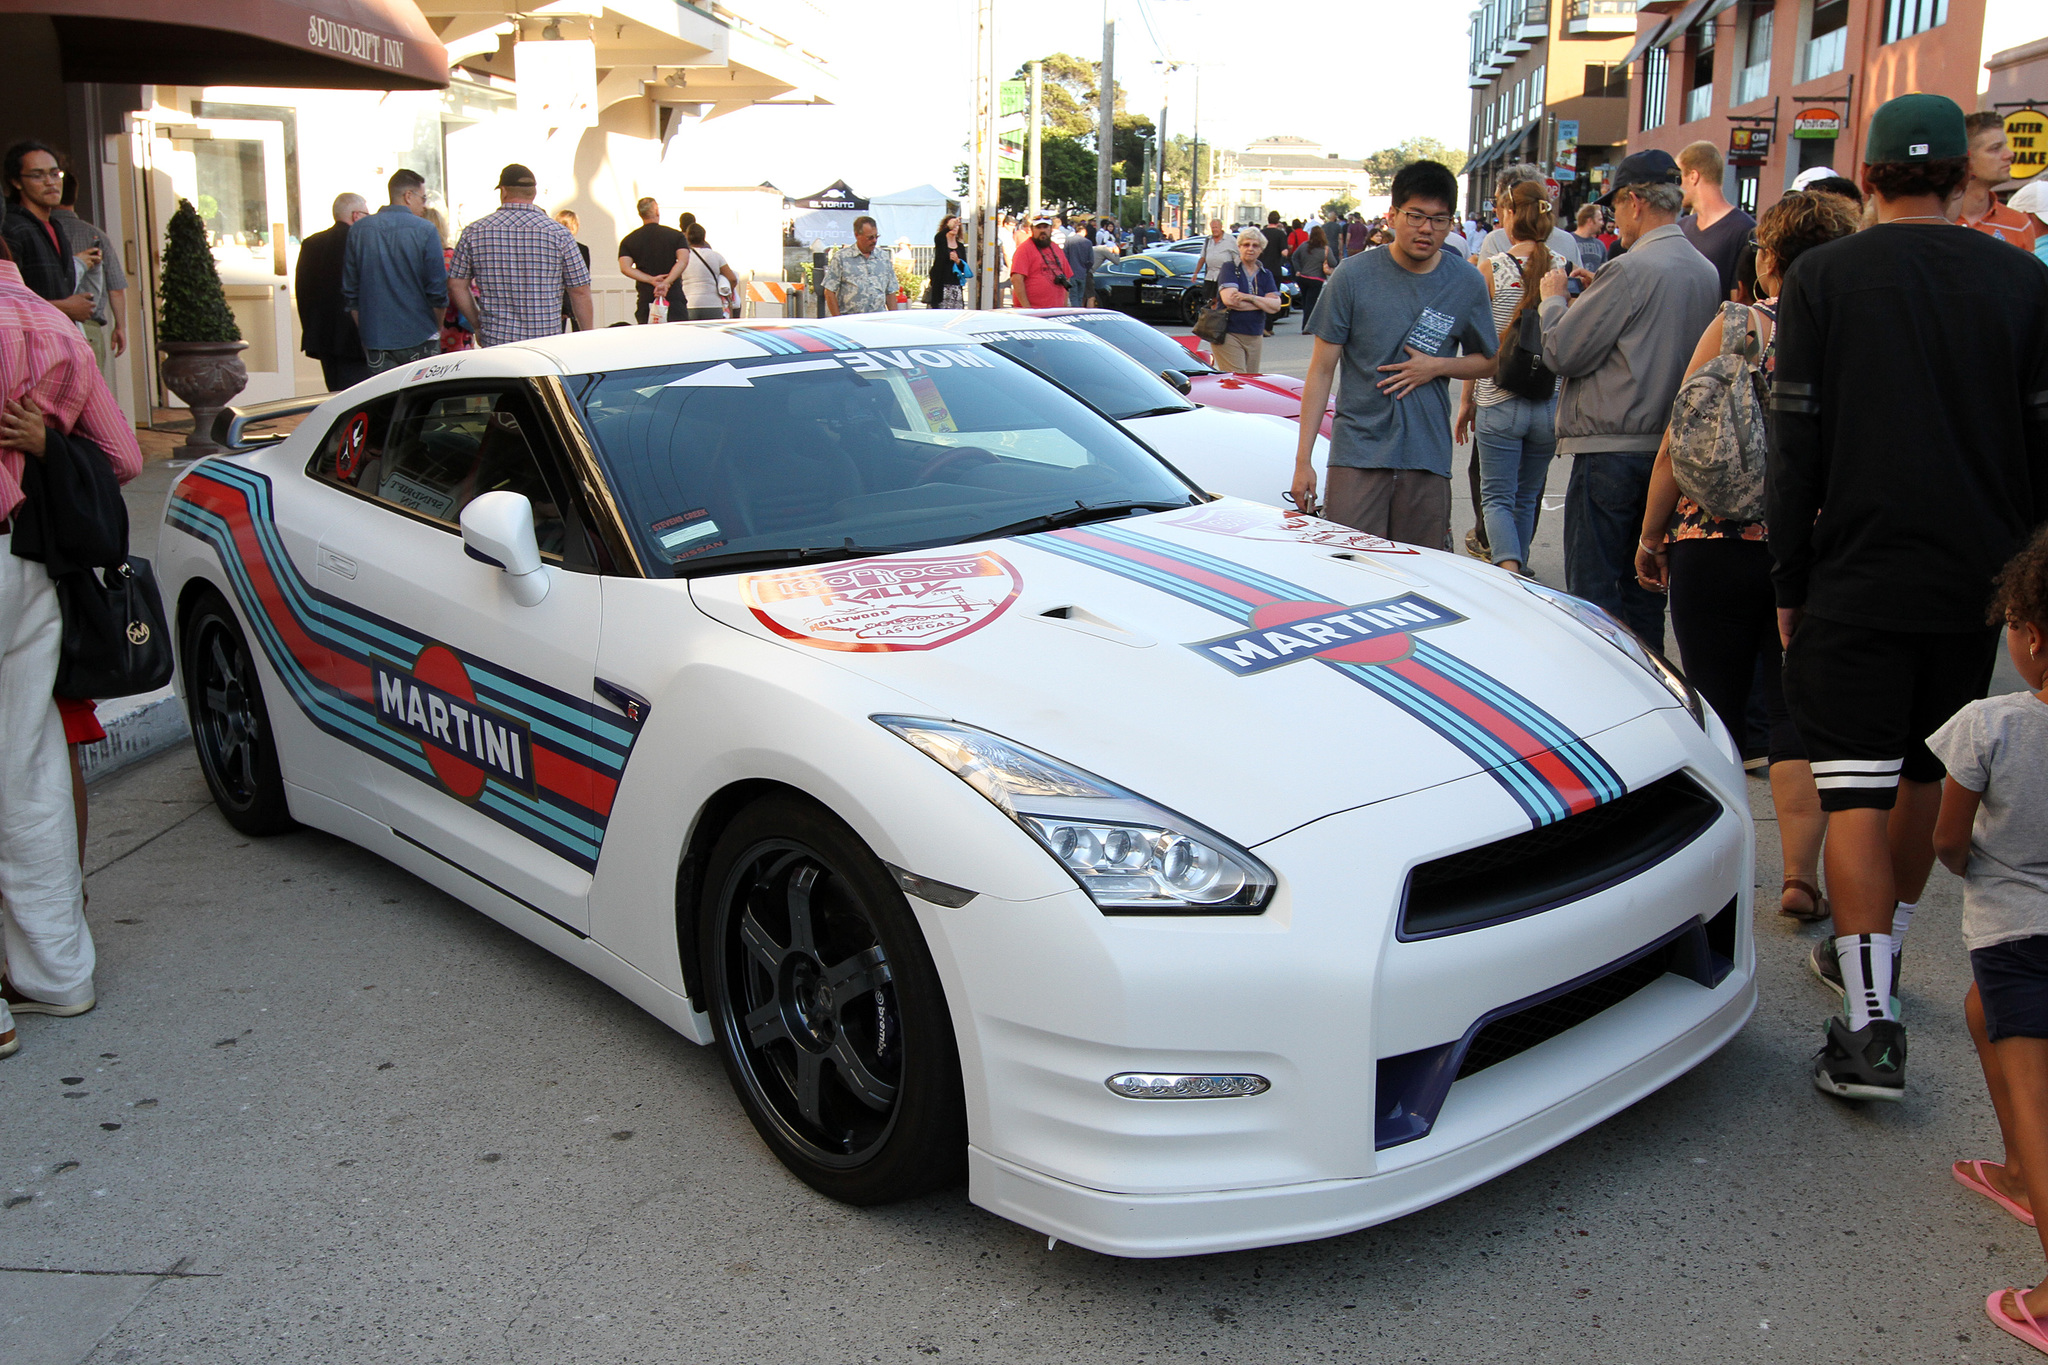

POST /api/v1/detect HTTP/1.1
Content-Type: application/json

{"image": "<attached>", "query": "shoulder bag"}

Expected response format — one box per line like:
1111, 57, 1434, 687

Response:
689, 247, 733, 312
1492, 255, 1556, 402
1667, 302, 1770, 523
55, 556, 173, 700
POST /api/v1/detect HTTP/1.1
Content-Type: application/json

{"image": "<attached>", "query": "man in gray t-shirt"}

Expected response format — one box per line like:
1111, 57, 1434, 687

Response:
1292, 161, 1497, 550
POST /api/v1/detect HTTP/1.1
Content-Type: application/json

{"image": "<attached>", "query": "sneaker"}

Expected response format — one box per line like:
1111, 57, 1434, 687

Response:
1813, 1015, 1907, 1102
0, 979, 94, 1018
1462, 527, 1490, 561
0, 1028, 16, 1059
1807, 937, 1903, 1018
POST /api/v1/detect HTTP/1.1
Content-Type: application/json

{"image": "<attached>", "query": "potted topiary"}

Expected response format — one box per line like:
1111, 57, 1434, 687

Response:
157, 196, 246, 454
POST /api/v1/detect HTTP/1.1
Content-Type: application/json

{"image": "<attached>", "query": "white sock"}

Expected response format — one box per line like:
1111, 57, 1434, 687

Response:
1837, 933, 1897, 1031
1891, 901, 1916, 946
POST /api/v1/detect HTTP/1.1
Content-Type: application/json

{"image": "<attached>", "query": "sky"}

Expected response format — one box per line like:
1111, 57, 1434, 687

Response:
674, 0, 1476, 198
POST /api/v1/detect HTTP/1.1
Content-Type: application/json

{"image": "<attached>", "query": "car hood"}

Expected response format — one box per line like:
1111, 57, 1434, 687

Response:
687, 502, 1679, 845
1120, 403, 1326, 506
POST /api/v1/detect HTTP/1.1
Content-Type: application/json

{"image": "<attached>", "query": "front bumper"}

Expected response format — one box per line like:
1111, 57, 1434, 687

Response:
915, 709, 1754, 1256
968, 962, 1754, 1257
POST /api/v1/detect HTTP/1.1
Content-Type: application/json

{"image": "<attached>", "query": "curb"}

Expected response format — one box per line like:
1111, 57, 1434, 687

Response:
79, 686, 190, 785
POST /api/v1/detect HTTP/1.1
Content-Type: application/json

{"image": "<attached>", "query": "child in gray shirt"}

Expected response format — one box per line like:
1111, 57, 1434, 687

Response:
1927, 527, 2048, 1345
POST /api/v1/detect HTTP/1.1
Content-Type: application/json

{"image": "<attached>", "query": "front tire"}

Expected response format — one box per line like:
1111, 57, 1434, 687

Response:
183, 590, 296, 836
699, 796, 966, 1204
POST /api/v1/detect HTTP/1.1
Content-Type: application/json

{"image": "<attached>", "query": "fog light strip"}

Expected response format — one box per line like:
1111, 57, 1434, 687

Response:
1105, 1073, 1271, 1099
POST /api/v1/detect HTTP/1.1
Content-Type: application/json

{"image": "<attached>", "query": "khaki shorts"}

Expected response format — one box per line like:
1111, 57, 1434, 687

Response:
1322, 466, 1452, 550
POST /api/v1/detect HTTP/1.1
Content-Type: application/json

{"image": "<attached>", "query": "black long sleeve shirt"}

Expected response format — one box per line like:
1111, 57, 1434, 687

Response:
1767, 223, 2048, 632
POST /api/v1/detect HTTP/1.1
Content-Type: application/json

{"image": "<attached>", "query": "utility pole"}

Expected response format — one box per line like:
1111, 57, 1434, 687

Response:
1097, 1, 1115, 220
1027, 60, 1042, 222
1188, 64, 1202, 231
1152, 57, 1176, 237
968, 0, 999, 307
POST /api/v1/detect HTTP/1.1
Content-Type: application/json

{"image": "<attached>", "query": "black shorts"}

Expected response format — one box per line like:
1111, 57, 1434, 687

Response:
1971, 936, 2048, 1042
1780, 614, 1999, 812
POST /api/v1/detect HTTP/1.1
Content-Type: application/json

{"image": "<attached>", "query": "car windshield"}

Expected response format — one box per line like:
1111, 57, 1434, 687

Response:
576, 343, 1198, 574
975, 328, 1194, 419
1044, 311, 1217, 376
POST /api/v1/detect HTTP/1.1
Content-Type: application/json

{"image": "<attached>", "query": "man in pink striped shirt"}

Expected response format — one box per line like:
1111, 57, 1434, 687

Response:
0, 239, 142, 1060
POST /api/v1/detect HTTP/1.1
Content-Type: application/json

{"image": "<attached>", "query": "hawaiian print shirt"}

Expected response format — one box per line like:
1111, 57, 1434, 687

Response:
823, 244, 898, 314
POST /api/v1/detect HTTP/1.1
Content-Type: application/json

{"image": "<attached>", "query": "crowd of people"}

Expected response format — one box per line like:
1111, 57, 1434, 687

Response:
1289, 94, 2048, 1345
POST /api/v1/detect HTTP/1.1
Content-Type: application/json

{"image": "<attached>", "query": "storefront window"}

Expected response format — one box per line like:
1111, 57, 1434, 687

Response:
1642, 47, 1670, 131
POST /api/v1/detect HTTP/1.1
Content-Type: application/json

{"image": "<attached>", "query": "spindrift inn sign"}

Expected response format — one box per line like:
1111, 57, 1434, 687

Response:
306, 14, 407, 69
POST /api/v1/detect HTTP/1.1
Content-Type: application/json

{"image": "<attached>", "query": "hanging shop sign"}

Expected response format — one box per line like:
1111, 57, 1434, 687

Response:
1728, 125, 1771, 165
1792, 108, 1841, 140
2006, 109, 2045, 180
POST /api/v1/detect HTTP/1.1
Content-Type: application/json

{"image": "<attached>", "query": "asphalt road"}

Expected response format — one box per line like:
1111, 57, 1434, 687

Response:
3, 328, 2032, 1362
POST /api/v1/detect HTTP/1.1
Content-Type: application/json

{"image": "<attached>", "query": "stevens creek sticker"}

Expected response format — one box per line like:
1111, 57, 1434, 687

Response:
743, 552, 1023, 652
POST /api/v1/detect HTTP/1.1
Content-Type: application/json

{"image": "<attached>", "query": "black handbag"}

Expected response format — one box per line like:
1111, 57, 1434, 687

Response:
54, 555, 173, 700
1495, 303, 1556, 401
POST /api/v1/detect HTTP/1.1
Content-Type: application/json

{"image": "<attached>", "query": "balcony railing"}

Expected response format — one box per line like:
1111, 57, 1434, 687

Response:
1684, 82, 1713, 123
1803, 27, 1846, 81
1735, 59, 1770, 105
1565, 0, 1638, 35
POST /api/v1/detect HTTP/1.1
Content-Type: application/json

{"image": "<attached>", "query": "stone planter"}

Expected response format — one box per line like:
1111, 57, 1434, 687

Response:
158, 340, 248, 455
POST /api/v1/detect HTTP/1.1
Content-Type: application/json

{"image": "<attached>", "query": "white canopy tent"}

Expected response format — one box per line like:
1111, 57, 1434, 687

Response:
870, 184, 953, 249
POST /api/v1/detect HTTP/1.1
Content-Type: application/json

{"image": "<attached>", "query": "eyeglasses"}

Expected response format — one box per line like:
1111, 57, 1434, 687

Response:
16, 168, 61, 182
1397, 209, 1456, 231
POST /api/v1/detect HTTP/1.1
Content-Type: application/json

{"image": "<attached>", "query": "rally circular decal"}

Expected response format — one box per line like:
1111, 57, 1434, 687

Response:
743, 552, 1023, 652
336, 412, 369, 481
1166, 504, 1420, 554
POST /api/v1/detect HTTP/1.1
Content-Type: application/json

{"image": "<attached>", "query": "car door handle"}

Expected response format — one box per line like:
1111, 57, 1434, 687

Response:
318, 546, 357, 580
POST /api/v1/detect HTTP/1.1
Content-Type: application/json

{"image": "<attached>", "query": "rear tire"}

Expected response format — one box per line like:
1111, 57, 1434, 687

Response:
183, 590, 296, 836
699, 796, 966, 1205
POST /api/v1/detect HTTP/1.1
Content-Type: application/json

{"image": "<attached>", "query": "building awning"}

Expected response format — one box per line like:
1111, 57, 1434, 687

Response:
1618, 16, 1674, 69
3, 0, 448, 90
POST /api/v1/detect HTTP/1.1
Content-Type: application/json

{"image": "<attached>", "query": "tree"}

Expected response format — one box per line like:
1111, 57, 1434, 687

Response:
1362, 136, 1470, 192
997, 135, 1099, 214
158, 197, 240, 343
1321, 196, 1357, 218
1113, 114, 1155, 179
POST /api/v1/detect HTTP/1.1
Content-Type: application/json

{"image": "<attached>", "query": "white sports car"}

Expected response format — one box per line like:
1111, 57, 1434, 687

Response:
159, 317, 1755, 1258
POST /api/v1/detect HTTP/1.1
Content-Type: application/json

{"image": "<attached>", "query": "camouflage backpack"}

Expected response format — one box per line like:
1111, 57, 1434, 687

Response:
1668, 302, 1770, 524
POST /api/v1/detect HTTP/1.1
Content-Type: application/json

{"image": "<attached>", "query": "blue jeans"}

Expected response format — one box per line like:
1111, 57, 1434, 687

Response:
1474, 395, 1556, 569
1564, 451, 1666, 653
1068, 273, 1089, 306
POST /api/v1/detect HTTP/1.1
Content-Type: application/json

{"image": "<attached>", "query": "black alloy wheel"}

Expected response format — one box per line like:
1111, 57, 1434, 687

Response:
701, 797, 965, 1205
183, 591, 296, 836
1178, 288, 1203, 328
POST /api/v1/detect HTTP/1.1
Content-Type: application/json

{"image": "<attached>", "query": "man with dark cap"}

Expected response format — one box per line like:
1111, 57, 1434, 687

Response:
1771, 94, 2048, 1107
448, 164, 591, 346
1533, 148, 1719, 654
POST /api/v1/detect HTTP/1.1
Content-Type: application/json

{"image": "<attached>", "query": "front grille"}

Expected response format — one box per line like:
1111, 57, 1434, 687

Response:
1456, 952, 1668, 1079
1401, 772, 1722, 939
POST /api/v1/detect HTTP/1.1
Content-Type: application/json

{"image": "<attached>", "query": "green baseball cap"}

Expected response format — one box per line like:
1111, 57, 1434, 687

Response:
1864, 93, 1967, 164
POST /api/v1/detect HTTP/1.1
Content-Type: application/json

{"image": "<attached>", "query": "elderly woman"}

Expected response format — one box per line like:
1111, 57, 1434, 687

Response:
1213, 228, 1282, 374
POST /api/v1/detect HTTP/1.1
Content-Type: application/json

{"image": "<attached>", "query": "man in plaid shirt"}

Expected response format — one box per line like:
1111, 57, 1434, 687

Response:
448, 165, 592, 346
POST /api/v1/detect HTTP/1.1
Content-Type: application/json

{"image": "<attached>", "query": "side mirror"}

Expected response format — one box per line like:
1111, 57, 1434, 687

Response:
460, 491, 550, 607
1159, 369, 1193, 395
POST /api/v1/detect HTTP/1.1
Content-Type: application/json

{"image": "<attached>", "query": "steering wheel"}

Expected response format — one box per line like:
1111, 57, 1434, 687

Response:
915, 444, 1000, 485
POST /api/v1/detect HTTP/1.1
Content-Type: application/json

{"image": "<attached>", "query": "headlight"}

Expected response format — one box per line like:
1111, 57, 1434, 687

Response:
873, 716, 1275, 913
1517, 580, 1705, 727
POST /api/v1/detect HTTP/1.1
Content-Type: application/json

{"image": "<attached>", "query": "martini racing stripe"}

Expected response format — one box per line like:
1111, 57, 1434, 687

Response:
1028, 523, 1624, 828
721, 322, 861, 354
167, 463, 645, 871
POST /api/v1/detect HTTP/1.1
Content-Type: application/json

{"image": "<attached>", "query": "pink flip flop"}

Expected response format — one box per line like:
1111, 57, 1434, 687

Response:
1955, 1159, 2038, 1227
1988, 1290, 2048, 1356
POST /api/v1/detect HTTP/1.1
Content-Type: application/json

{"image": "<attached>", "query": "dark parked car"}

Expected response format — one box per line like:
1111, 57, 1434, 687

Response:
1092, 252, 1293, 327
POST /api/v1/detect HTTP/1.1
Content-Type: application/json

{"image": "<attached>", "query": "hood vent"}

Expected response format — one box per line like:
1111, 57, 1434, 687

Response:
1033, 604, 1155, 647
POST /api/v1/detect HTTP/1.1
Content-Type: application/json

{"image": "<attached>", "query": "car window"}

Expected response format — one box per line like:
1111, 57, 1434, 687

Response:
576, 343, 1196, 573
1049, 311, 1217, 376
309, 392, 399, 490
976, 329, 1192, 420
316, 386, 577, 561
